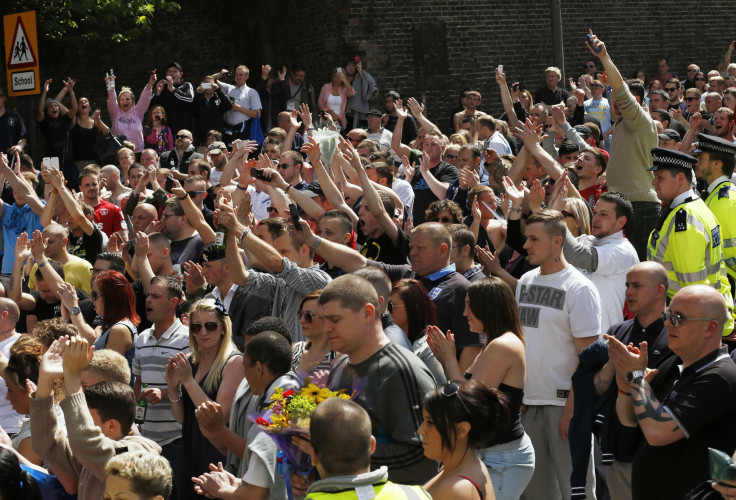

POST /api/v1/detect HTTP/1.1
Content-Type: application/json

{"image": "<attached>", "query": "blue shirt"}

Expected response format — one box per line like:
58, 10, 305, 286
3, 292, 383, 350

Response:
1, 202, 44, 273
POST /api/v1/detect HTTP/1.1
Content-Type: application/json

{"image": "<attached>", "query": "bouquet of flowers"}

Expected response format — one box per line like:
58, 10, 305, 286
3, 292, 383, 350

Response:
312, 128, 340, 167
251, 379, 355, 475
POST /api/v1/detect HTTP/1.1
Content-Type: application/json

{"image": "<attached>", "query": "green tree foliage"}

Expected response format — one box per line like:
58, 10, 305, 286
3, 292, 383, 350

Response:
2, 0, 180, 43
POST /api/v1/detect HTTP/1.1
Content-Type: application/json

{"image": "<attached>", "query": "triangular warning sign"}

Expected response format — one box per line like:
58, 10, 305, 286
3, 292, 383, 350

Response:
7, 16, 36, 70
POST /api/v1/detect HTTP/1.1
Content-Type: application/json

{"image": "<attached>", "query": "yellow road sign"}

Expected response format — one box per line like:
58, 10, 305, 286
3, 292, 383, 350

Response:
4, 11, 40, 96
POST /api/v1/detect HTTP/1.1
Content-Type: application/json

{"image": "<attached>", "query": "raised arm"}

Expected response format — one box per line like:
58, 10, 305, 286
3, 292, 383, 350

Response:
132, 232, 156, 294
586, 30, 624, 92
8, 233, 36, 311
292, 220, 367, 272
49, 169, 96, 236
406, 97, 441, 136
495, 69, 524, 129
303, 138, 358, 226
169, 181, 216, 244
390, 100, 414, 159
30, 230, 66, 295
36, 79, 51, 122
0, 155, 44, 215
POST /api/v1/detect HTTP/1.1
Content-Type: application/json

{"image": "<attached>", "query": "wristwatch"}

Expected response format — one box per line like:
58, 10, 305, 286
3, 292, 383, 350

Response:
626, 370, 645, 385
70, 306, 81, 316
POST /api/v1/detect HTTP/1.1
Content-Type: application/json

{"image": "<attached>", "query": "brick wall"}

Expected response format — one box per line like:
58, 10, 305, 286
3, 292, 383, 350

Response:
3, 0, 735, 157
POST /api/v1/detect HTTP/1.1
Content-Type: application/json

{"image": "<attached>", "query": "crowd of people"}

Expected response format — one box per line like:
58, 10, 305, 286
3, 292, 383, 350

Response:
0, 29, 734, 500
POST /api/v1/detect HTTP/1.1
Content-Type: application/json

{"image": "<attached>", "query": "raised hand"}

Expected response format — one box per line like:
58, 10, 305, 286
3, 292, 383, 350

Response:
62, 336, 94, 376
502, 176, 525, 206
298, 103, 313, 129
402, 155, 416, 180
476, 245, 503, 276
63, 78, 76, 91
261, 64, 271, 80
301, 137, 322, 164
29, 229, 47, 262
14, 232, 31, 263
394, 99, 408, 119
586, 29, 607, 58
183, 261, 205, 291
529, 179, 544, 213
495, 67, 506, 86
40, 336, 69, 381
425, 325, 456, 365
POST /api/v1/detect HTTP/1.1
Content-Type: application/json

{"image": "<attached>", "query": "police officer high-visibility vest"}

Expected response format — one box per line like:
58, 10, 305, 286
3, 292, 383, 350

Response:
647, 196, 734, 335
705, 178, 736, 283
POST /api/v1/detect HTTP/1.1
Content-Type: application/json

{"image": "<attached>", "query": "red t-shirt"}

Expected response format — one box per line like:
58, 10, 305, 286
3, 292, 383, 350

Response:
579, 183, 607, 209
93, 199, 126, 236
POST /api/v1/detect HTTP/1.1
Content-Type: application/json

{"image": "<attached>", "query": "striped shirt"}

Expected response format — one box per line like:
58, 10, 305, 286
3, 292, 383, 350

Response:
243, 257, 331, 343
132, 319, 190, 446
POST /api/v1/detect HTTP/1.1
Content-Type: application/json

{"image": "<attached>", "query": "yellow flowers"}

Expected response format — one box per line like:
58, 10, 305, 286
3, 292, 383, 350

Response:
258, 378, 355, 431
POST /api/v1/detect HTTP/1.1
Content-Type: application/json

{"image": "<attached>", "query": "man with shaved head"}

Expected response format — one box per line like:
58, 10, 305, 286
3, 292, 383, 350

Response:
609, 284, 736, 499
0, 297, 23, 434
131, 203, 157, 233
28, 223, 92, 294
99, 164, 132, 208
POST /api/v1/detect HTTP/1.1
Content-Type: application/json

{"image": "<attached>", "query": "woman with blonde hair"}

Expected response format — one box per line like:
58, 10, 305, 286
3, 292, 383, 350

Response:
166, 298, 242, 500
105, 70, 157, 153
560, 197, 592, 237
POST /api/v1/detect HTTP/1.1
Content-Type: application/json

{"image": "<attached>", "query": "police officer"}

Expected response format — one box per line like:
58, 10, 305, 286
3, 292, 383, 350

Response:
693, 133, 736, 295
646, 147, 734, 335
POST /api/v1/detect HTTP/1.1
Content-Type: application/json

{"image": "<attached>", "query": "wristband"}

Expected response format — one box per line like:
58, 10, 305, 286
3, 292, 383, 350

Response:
236, 184, 247, 191
37, 260, 46, 268
177, 193, 189, 200
307, 127, 315, 131
168, 391, 182, 403
238, 226, 252, 245
308, 236, 322, 252
618, 388, 630, 397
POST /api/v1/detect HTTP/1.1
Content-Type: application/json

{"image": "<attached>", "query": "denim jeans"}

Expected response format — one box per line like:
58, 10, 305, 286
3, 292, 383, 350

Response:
478, 432, 535, 500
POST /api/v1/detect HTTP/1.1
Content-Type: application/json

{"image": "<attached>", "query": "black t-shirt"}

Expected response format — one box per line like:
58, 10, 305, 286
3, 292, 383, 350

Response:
30, 288, 94, 323
385, 114, 418, 145
130, 279, 151, 332
534, 86, 572, 106
70, 121, 99, 162
358, 227, 411, 266
0, 110, 27, 153
410, 161, 459, 225
631, 347, 736, 499
38, 114, 72, 162
170, 234, 204, 266
67, 226, 104, 264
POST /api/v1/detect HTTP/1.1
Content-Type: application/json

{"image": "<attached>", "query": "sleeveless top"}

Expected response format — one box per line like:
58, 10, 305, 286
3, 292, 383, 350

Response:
71, 121, 98, 161
93, 319, 136, 374
457, 474, 485, 500
464, 372, 525, 444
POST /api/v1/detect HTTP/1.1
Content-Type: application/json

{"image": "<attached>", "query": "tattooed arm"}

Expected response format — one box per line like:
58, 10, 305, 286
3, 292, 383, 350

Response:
607, 334, 687, 446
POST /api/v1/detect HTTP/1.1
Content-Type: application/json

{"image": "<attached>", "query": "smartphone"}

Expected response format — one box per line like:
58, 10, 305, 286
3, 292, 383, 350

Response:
50, 157, 60, 170
42, 157, 51, 169
354, 56, 360, 63
165, 176, 174, 192
110, 68, 114, 77
289, 203, 302, 230
498, 64, 503, 74
586, 34, 601, 53
250, 168, 269, 181
172, 264, 182, 277
201, 82, 212, 89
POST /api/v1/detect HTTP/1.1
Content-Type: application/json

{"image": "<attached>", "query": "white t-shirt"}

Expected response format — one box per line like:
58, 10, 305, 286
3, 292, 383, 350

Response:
574, 231, 639, 333
0, 333, 22, 433
392, 178, 415, 217
517, 266, 601, 406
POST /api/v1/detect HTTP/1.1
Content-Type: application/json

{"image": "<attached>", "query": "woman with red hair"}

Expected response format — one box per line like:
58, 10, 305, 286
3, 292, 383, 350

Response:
58, 270, 139, 369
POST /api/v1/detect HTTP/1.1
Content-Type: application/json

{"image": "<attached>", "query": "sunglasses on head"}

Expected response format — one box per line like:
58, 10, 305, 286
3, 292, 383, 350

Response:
442, 382, 471, 415
190, 322, 221, 334
91, 291, 103, 301
298, 311, 319, 322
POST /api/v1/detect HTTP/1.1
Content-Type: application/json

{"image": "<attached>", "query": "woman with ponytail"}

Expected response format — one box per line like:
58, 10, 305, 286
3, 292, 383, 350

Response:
419, 380, 509, 499
428, 277, 535, 500
0, 447, 42, 500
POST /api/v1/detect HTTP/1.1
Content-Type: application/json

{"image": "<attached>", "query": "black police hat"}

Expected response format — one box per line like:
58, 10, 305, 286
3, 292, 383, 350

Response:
648, 147, 696, 171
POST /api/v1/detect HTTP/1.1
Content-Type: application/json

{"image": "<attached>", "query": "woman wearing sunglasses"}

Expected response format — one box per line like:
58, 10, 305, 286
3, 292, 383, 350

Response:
389, 279, 446, 384
59, 270, 139, 371
428, 278, 534, 500
291, 290, 337, 379
419, 380, 508, 500
166, 298, 243, 500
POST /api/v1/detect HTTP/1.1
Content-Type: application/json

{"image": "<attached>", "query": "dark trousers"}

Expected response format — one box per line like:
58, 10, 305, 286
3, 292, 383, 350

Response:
162, 438, 184, 500
224, 120, 253, 147
627, 201, 661, 262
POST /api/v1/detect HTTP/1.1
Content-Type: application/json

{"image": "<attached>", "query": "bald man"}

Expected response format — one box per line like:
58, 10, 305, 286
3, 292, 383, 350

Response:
99, 165, 132, 208
0, 298, 23, 434
131, 203, 157, 233
608, 284, 736, 499
28, 223, 93, 293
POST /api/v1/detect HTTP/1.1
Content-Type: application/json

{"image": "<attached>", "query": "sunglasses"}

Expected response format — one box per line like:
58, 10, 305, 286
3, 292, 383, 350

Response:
685, 97, 700, 102
387, 301, 405, 314
444, 154, 459, 160
91, 291, 103, 301
278, 163, 291, 170
665, 88, 678, 92
661, 309, 713, 328
585, 65, 596, 69
561, 210, 574, 218
695, 78, 707, 82
176, 135, 191, 139
348, 137, 362, 143
187, 190, 205, 198
442, 382, 471, 415
298, 311, 320, 322
688, 68, 698, 72
590, 84, 604, 88
267, 206, 279, 213
190, 322, 221, 334
461, 94, 469, 99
